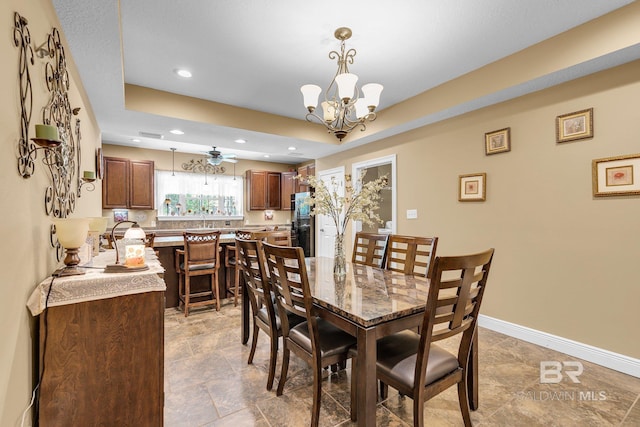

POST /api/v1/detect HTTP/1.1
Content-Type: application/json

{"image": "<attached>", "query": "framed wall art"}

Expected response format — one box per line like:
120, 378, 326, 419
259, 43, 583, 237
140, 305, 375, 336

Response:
556, 108, 593, 143
459, 173, 486, 202
485, 127, 511, 155
592, 153, 640, 197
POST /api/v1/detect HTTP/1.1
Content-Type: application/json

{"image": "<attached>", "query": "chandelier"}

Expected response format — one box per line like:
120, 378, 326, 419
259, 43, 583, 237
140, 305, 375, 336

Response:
301, 27, 383, 141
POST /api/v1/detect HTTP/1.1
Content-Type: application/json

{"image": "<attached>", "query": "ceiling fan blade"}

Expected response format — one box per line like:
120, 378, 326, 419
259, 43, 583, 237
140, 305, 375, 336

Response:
222, 158, 238, 163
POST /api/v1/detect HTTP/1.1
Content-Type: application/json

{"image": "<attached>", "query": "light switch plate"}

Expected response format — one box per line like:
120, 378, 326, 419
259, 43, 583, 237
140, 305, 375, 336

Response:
406, 209, 418, 219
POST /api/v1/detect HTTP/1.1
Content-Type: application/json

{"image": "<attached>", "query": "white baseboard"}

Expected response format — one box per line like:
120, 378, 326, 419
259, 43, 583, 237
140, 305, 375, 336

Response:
478, 315, 640, 378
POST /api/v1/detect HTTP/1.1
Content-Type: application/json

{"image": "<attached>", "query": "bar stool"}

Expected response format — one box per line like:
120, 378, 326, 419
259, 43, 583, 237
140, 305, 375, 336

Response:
175, 231, 221, 316
224, 229, 260, 306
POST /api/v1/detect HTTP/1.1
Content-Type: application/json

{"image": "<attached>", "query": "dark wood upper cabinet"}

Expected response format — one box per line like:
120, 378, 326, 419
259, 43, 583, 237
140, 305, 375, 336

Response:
280, 171, 296, 210
103, 156, 154, 210
246, 170, 282, 211
296, 164, 315, 193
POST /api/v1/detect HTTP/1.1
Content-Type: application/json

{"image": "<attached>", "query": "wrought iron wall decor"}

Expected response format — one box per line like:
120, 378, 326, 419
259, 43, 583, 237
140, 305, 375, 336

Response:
182, 158, 226, 185
14, 12, 87, 260
14, 13, 84, 219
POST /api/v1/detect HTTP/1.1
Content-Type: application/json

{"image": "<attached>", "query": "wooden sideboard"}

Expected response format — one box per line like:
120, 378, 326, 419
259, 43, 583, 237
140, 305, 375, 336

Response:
30, 251, 165, 426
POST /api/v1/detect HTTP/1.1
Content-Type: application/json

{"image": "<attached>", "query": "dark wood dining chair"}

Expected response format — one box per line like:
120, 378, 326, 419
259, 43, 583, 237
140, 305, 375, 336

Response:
262, 242, 357, 427
253, 229, 292, 246
236, 238, 304, 390
385, 234, 439, 278
351, 232, 388, 268
351, 248, 494, 426
175, 231, 222, 316
224, 229, 259, 306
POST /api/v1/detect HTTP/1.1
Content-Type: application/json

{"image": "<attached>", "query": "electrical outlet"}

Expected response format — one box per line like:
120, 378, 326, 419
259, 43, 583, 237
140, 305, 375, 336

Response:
406, 209, 418, 219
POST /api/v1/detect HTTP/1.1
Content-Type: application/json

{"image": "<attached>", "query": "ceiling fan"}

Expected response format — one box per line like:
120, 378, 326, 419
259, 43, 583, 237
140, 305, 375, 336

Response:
206, 146, 237, 165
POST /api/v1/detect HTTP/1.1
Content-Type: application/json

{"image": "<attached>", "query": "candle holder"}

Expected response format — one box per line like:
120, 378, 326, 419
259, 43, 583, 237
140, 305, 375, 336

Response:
78, 170, 96, 197
104, 221, 149, 273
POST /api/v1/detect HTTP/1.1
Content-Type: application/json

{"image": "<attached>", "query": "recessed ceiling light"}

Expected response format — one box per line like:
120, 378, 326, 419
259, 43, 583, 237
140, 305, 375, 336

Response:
169, 129, 184, 135
235, 139, 246, 144
132, 138, 141, 143
288, 146, 296, 151
263, 154, 270, 158
175, 69, 192, 78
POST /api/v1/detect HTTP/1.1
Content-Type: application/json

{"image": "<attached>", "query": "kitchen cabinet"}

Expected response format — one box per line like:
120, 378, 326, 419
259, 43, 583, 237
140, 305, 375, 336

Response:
102, 156, 155, 209
296, 163, 315, 193
280, 171, 296, 210
246, 170, 281, 210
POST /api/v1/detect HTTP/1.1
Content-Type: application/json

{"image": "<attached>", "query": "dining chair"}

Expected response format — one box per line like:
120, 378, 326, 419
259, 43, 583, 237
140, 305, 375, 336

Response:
351, 232, 388, 268
175, 231, 222, 316
351, 248, 495, 426
253, 229, 292, 246
236, 238, 304, 390
262, 242, 357, 427
385, 234, 439, 278
224, 229, 260, 306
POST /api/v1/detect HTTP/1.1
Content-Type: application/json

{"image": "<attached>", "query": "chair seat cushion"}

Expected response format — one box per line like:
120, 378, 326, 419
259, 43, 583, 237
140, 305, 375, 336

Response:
179, 262, 216, 271
289, 318, 356, 358
376, 330, 459, 389
257, 307, 305, 331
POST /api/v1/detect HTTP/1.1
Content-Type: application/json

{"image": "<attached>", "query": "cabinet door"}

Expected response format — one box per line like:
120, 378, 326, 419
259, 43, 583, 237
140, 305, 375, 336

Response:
129, 160, 155, 209
247, 170, 267, 210
280, 171, 296, 210
296, 165, 308, 193
102, 157, 129, 208
266, 172, 281, 209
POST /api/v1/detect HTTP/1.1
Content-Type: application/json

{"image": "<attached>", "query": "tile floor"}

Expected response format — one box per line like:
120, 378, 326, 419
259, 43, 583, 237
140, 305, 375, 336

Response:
163, 301, 640, 426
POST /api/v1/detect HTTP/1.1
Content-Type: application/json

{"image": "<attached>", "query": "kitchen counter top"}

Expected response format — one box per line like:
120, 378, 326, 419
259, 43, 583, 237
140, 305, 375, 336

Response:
153, 233, 237, 247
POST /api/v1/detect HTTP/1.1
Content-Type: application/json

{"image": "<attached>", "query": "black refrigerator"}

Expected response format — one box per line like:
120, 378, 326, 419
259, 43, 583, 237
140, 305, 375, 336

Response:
291, 192, 314, 257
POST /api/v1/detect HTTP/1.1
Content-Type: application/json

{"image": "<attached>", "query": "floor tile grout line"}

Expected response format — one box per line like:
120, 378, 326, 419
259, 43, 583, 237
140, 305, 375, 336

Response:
619, 392, 640, 426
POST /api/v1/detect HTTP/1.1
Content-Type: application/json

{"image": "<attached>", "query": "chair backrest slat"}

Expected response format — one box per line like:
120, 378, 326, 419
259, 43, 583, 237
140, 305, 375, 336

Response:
385, 235, 438, 277
253, 230, 292, 247
262, 242, 313, 327
352, 232, 388, 268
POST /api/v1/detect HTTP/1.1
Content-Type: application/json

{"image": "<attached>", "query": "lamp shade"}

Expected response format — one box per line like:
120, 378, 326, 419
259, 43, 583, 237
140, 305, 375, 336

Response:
301, 84, 321, 109
354, 99, 369, 119
362, 83, 383, 108
321, 101, 337, 122
335, 73, 358, 101
124, 224, 146, 240
53, 218, 90, 249
88, 217, 109, 233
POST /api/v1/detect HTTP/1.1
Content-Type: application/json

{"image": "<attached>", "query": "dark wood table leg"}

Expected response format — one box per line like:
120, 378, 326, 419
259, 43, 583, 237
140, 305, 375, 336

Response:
241, 276, 249, 344
468, 326, 479, 410
356, 327, 376, 427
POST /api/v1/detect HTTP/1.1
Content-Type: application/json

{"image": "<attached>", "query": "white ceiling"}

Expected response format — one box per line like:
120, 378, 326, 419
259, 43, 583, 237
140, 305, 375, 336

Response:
52, 0, 638, 164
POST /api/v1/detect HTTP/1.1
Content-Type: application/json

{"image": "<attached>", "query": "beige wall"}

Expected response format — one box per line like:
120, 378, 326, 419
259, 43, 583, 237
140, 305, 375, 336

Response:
317, 60, 640, 359
102, 144, 298, 227
0, 0, 102, 424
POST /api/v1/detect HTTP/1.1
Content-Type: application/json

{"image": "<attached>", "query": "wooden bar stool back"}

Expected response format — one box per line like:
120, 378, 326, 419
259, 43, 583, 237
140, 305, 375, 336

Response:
175, 231, 221, 316
351, 232, 388, 268
385, 234, 439, 278
224, 229, 264, 306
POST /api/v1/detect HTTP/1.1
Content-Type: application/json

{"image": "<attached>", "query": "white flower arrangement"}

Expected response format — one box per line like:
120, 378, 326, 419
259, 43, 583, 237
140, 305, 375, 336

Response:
299, 171, 388, 236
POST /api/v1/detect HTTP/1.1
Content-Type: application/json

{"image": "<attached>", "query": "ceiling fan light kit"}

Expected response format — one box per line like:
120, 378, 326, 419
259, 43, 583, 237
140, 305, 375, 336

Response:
301, 27, 383, 141
207, 146, 237, 165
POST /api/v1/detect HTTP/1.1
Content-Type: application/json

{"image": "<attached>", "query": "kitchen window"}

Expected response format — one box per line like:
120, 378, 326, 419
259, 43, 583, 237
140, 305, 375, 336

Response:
156, 170, 243, 220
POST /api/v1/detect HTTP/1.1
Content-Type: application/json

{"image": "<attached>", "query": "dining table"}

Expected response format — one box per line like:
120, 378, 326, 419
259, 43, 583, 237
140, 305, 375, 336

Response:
240, 256, 479, 426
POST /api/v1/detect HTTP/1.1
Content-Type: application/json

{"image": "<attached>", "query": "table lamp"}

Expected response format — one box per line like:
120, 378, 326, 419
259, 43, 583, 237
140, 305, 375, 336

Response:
104, 221, 149, 273
52, 218, 90, 276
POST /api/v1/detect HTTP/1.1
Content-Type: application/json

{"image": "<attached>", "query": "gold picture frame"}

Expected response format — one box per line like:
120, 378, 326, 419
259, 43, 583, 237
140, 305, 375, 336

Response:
459, 173, 486, 202
485, 127, 511, 155
556, 108, 593, 143
592, 153, 640, 197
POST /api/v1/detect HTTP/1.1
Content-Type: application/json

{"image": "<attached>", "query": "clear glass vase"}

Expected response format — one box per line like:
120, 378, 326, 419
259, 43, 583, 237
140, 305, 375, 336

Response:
333, 233, 346, 278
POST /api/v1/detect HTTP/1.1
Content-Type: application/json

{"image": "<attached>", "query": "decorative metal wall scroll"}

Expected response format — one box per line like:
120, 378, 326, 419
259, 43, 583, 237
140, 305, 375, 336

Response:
14, 12, 35, 178
182, 158, 226, 184
14, 13, 83, 220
